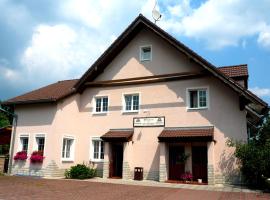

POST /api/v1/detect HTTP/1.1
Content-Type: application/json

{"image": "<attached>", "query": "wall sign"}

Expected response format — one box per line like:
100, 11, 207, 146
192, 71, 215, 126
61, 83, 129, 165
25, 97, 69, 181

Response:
133, 117, 165, 127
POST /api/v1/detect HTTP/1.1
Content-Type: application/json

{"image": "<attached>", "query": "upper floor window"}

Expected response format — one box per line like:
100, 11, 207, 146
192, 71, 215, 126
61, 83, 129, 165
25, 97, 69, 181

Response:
91, 138, 104, 161
188, 88, 208, 109
94, 96, 108, 113
62, 136, 75, 161
123, 94, 140, 112
140, 46, 152, 61
19, 135, 29, 153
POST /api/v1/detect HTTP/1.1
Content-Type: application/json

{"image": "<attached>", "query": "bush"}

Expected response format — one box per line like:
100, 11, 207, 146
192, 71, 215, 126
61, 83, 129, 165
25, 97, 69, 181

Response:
30, 151, 45, 164
65, 164, 96, 179
13, 151, 27, 161
227, 139, 270, 187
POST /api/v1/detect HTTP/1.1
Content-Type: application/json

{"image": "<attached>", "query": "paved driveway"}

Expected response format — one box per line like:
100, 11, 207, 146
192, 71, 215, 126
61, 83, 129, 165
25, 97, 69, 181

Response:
0, 176, 269, 200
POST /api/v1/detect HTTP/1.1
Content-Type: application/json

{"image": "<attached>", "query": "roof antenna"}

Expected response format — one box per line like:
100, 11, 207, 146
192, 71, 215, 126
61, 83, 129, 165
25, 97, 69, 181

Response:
152, 0, 162, 24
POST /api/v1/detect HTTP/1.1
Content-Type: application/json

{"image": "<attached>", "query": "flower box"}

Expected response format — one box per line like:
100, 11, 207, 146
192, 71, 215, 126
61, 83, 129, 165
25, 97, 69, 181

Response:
14, 151, 27, 161
30, 151, 45, 164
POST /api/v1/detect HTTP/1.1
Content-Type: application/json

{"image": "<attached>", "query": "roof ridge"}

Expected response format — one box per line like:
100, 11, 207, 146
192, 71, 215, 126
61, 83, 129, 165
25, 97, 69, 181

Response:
218, 64, 247, 69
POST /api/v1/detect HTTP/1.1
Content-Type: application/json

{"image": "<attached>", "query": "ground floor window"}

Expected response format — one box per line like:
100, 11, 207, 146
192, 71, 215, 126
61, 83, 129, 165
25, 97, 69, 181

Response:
62, 137, 75, 161
19, 135, 29, 153
92, 138, 104, 161
35, 134, 45, 155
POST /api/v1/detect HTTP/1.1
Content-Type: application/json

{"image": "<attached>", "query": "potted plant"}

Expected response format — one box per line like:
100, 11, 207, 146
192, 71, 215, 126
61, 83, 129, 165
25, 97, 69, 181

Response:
13, 151, 27, 161
30, 151, 45, 164
180, 172, 193, 183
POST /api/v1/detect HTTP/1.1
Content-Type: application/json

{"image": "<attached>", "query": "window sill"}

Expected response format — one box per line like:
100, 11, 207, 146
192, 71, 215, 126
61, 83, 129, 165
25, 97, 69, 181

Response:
92, 112, 108, 116
61, 158, 74, 163
122, 110, 139, 114
187, 107, 208, 111
90, 159, 104, 163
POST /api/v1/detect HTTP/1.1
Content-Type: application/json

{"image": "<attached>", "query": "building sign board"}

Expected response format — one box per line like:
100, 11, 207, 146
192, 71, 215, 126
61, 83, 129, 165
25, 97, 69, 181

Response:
133, 117, 165, 127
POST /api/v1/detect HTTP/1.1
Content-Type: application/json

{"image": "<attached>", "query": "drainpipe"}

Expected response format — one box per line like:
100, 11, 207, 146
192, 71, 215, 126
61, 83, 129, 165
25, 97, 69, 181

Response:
0, 106, 17, 175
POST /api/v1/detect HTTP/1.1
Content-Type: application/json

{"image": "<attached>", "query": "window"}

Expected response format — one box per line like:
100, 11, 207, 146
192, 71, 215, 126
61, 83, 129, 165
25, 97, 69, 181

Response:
35, 135, 45, 154
140, 46, 152, 61
91, 139, 104, 161
94, 96, 108, 113
123, 94, 139, 112
188, 89, 208, 109
62, 137, 75, 161
20, 136, 29, 153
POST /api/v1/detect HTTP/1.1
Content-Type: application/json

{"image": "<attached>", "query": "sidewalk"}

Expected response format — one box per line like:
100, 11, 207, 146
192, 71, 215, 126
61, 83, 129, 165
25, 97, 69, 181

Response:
86, 177, 263, 193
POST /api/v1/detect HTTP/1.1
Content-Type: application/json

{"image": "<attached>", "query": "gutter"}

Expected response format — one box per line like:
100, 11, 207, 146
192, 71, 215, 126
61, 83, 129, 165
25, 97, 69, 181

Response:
0, 106, 17, 175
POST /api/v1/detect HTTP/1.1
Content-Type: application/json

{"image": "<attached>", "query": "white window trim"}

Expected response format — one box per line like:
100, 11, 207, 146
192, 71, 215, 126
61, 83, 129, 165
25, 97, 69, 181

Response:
122, 92, 141, 113
17, 133, 30, 154
140, 45, 152, 62
61, 135, 75, 162
186, 86, 210, 110
32, 133, 46, 156
92, 95, 109, 115
90, 137, 104, 162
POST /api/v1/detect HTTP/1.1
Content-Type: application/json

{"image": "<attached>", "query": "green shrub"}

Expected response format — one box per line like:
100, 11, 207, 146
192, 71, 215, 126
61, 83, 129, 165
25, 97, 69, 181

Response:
65, 164, 96, 179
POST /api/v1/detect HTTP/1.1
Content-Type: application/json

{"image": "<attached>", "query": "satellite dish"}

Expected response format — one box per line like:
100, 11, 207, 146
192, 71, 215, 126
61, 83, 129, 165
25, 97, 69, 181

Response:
152, 0, 162, 23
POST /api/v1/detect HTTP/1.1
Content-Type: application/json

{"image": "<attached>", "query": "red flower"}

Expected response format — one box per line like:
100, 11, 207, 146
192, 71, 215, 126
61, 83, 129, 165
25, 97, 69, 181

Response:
14, 151, 27, 161
30, 151, 45, 164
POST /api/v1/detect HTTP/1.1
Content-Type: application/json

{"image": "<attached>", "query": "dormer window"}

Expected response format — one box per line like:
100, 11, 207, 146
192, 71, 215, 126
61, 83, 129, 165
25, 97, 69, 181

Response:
140, 46, 152, 61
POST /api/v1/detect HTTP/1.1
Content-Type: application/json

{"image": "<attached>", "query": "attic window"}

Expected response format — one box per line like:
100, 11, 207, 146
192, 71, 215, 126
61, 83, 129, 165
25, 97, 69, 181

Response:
140, 46, 152, 61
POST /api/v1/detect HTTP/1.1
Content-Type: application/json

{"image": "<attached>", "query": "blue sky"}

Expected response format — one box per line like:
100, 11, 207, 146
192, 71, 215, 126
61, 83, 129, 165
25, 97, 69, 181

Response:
0, 0, 270, 104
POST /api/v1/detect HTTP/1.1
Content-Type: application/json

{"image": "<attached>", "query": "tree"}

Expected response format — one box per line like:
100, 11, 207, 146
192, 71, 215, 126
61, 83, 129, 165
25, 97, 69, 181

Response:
227, 113, 270, 188
0, 112, 10, 128
0, 100, 13, 127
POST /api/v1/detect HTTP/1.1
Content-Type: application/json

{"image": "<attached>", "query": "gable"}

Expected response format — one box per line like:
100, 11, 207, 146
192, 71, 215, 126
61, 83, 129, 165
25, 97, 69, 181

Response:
95, 29, 201, 81
74, 14, 267, 115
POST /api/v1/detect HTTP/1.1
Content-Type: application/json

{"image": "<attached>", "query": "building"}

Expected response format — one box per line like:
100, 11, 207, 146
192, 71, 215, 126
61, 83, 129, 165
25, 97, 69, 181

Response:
4, 15, 268, 185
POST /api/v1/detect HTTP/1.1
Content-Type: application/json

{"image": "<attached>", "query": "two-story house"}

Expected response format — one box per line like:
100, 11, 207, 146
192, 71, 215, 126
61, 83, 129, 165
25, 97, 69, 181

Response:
4, 15, 268, 185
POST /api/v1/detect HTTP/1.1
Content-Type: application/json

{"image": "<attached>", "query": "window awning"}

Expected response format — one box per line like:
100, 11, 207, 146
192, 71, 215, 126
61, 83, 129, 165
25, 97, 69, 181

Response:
158, 126, 214, 142
101, 129, 134, 142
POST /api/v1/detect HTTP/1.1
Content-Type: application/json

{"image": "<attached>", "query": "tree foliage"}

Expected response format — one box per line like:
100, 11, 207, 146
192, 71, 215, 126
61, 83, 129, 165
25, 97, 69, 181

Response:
227, 114, 270, 187
0, 112, 10, 128
0, 101, 13, 127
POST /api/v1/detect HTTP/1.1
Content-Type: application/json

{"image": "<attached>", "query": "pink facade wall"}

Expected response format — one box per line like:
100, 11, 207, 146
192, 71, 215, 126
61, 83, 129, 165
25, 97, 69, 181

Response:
11, 29, 247, 182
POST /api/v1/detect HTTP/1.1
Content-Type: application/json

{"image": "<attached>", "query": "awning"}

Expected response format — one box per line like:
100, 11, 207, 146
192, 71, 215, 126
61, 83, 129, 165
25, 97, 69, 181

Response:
101, 129, 134, 142
158, 126, 214, 142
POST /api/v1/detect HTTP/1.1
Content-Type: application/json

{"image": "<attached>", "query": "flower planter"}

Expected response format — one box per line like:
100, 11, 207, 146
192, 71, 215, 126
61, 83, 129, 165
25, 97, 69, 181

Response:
14, 151, 27, 161
30, 151, 45, 164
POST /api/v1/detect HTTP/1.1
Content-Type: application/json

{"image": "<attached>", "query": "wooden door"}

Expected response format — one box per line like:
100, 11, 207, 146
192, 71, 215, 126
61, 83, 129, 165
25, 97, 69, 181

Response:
192, 146, 208, 183
169, 146, 185, 180
109, 144, 123, 178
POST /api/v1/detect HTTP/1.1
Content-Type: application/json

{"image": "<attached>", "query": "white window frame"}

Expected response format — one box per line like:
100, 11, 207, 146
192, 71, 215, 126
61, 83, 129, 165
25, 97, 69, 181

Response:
33, 133, 46, 155
92, 95, 109, 115
140, 45, 152, 62
122, 92, 141, 113
90, 137, 104, 162
61, 135, 75, 162
18, 133, 29, 154
186, 87, 209, 110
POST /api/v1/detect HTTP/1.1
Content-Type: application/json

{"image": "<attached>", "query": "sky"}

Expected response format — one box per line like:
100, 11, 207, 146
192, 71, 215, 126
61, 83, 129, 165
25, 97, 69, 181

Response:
0, 0, 270, 104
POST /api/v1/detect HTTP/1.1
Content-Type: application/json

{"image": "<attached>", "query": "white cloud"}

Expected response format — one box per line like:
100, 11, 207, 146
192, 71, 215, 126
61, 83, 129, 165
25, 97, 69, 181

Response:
20, 24, 111, 85
250, 87, 270, 97
257, 26, 270, 48
161, 0, 270, 49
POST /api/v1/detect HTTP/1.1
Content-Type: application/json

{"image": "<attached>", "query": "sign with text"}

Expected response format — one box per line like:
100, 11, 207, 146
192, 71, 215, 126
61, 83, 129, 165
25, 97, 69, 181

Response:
133, 117, 165, 127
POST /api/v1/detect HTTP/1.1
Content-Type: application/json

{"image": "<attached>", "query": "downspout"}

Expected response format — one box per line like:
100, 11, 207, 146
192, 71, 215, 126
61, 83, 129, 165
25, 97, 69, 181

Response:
0, 106, 17, 175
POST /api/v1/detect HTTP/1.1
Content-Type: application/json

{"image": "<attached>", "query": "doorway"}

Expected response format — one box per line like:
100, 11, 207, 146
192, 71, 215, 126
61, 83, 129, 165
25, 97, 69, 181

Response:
109, 143, 123, 178
169, 145, 185, 180
192, 146, 208, 183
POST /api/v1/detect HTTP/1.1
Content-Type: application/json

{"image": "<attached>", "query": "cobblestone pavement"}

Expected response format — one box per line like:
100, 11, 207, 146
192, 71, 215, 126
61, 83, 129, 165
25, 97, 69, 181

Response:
0, 176, 269, 200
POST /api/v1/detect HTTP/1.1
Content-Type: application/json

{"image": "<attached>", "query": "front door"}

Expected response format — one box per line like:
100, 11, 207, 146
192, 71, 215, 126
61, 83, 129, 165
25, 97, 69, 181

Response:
169, 146, 185, 180
109, 143, 123, 178
192, 146, 208, 183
